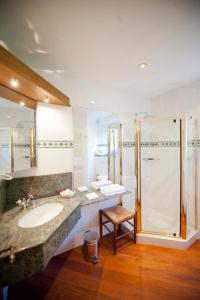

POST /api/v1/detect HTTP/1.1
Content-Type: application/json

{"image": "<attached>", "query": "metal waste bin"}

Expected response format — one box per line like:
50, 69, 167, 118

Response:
84, 230, 99, 264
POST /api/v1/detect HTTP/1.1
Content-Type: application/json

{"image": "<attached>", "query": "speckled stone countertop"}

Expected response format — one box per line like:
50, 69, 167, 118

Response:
0, 190, 130, 285
0, 195, 80, 254
0, 190, 129, 253
0, 195, 81, 286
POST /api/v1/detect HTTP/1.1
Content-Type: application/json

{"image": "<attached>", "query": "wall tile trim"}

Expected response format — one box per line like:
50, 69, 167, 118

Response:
97, 140, 200, 148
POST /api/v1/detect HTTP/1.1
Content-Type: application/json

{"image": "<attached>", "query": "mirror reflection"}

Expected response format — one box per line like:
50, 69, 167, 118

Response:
72, 106, 120, 188
0, 98, 36, 175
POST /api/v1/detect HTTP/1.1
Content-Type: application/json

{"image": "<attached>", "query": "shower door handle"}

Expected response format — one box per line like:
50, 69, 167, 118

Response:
143, 158, 160, 161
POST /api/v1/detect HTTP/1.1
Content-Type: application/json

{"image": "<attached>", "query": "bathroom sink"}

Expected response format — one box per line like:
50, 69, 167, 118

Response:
18, 202, 64, 228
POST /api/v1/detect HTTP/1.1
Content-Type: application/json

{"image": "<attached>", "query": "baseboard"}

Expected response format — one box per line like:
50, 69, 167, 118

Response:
136, 230, 199, 250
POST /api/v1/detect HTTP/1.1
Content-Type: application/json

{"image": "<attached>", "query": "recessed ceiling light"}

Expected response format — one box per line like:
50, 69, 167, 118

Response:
44, 96, 49, 103
43, 69, 54, 74
56, 69, 65, 74
19, 101, 25, 106
11, 78, 19, 87
35, 49, 48, 54
7, 115, 11, 119
90, 100, 95, 104
139, 63, 147, 69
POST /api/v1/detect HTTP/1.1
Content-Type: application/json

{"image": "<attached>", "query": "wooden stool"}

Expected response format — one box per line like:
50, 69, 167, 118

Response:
99, 204, 136, 255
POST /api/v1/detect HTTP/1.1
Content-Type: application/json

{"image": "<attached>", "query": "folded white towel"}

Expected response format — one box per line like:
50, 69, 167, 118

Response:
91, 180, 112, 190
96, 175, 108, 181
85, 192, 99, 201
78, 186, 88, 192
100, 184, 126, 196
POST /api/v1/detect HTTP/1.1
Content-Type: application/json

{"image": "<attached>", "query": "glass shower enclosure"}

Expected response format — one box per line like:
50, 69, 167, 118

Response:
135, 117, 196, 239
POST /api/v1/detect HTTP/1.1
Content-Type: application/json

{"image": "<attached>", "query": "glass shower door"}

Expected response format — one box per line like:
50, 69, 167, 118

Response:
140, 119, 181, 236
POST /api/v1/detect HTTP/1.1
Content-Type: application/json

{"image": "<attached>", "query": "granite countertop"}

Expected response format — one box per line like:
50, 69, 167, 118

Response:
0, 195, 81, 254
0, 189, 130, 254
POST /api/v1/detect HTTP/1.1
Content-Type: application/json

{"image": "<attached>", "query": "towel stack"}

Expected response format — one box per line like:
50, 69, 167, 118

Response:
96, 175, 108, 181
100, 184, 126, 196
78, 186, 88, 192
85, 192, 99, 201
91, 180, 112, 190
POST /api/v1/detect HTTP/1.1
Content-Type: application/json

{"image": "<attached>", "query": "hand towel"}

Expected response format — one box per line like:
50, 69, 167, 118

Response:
100, 184, 126, 196
91, 180, 112, 190
85, 192, 99, 201
96, 175, 108, 181
78, 186, 88, 192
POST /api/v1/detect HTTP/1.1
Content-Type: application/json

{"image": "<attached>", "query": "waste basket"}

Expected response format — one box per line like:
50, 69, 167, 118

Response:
84, 230, 99, 264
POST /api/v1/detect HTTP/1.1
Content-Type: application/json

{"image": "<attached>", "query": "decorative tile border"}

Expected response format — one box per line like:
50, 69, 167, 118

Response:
0, 143, 30, 148
97, 140, 200, 148
1, 140, 200, 150
97, 144, 107, 147
0, 141, 74, 149
141, 141, 180, 147
37, 140, 74, 148
122, 142, 135, 148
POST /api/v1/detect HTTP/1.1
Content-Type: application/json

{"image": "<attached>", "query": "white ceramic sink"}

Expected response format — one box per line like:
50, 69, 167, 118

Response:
18, 202, 64, 228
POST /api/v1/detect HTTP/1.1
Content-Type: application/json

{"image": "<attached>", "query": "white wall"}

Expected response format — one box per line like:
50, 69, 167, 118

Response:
151, 79, 200, 231
72, 107, 88, 187
87, 113, 98, 184
34, 72, 151, 188
151, 80, 200, 118
13, 102, 73, 178
37, 71, 151, 118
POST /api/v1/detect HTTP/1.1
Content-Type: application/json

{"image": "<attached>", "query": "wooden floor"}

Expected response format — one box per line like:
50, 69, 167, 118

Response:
8, 236, 200, 300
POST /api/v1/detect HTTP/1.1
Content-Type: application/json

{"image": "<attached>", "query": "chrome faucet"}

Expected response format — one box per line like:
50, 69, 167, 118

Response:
0, 245, 16, 263
16, 194, 34, 210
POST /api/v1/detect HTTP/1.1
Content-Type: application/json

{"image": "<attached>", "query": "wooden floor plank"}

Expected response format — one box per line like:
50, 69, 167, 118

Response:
8, 237, 200, 300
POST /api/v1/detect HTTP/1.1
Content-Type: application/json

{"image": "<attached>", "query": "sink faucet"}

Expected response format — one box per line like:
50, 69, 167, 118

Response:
0, 245, 16, 263
16, 194, 34, 210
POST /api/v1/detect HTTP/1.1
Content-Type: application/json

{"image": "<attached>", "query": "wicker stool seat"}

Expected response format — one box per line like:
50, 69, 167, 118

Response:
99, 204, 136, 254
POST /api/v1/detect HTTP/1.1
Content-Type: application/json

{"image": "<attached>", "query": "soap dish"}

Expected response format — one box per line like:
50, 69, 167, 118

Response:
60, 191, 76, 198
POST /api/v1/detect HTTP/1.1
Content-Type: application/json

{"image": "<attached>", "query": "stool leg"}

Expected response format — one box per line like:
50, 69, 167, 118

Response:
113, 224, 117, 255
99, 211, 103, 238
134, 216, 136, 244
117, 224, 122, 234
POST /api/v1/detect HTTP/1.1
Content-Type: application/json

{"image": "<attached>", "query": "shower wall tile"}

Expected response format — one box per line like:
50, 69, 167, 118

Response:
141, 120, 180, 142
95, 156, 108, 178
122, 121, 135, 213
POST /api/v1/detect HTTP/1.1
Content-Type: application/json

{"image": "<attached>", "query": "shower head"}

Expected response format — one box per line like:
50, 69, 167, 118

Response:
135, 112, 151, 118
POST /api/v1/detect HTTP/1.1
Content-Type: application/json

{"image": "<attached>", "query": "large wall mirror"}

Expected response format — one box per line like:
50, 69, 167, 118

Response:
0, 97, 36, 175
72, 106, 120, 188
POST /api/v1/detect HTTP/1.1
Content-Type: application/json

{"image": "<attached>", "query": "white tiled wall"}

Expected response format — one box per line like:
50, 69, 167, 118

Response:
0, 128, 11, 173
121, 121, 135, 213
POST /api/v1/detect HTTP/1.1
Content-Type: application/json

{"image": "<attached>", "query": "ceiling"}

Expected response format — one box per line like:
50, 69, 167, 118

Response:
0, 0, 200, 98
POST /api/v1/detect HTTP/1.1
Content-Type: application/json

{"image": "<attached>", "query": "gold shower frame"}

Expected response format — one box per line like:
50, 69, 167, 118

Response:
134, 117, 197, 240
